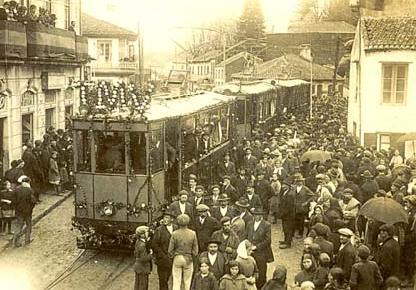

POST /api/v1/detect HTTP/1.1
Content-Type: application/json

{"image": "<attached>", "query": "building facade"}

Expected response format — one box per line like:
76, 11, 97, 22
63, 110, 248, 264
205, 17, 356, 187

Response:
0, 0, 86, 175
348, 17, 416, 157
214, 52, 262, 87
82, 13, 138, 83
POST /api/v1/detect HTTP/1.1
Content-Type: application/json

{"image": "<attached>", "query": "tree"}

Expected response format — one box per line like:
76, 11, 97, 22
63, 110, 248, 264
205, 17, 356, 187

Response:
236, 0, 265, 42
295, 0, 357, 25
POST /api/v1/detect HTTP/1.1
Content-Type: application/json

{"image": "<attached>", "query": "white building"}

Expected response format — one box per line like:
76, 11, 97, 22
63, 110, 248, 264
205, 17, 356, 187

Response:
348, 17, 416, 157
82, 14, 138, 83
0, 0, 85, 175
189, 50, 221, 84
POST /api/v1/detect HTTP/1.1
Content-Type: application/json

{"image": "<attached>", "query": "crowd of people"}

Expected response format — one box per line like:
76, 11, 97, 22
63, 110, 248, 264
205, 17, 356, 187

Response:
134, 94, 416, 290
0, 126, 72, 247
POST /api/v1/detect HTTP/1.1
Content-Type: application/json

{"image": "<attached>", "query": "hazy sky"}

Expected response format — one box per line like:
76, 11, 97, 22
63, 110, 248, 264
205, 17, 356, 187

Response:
83, 0, 303, 52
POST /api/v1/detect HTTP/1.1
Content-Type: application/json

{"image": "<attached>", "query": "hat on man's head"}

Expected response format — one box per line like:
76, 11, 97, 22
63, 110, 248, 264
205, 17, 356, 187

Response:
222, 175, 231, 181
220, 216, 231, 225
404, 195, 416, 206
235, 197, 250, 208
343, 188, 354, 195
293, 173, 305, 181
217, 194, 230, 202
195, 185, 205, 191
135, 226, 149, 236
316, 174, 327, 180
17, 175, 30, 184
189, 174, 197, 181
196, 204, 210, 212
361, 170, 373, 178
178, 190, 188, 197
376, 165, 386, 172
250, 207, 265, 215
379, 224, 394, 236
246, 181, 255, 188
206, 238, 222, 246
211, 184, 220, 190
161, 209, 176, 218
338, 228, 354, 237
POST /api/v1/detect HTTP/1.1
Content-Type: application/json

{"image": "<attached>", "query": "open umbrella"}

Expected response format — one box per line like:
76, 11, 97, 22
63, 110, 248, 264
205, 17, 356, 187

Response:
300, 150, 331, 163
359, 197, 408, 224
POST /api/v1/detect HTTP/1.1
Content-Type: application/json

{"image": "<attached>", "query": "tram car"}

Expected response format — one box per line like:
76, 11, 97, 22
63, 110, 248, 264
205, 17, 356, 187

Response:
213, 79, 310, 139
71, 82, 236, 250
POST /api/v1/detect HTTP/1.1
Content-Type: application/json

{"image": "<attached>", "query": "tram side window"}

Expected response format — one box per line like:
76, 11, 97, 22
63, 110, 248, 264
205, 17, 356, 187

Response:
75, 130, 91, 172
150, 130, 164, 173
209, 110, 221, 146
95, 132, 126, 174
130, 132, 146, 174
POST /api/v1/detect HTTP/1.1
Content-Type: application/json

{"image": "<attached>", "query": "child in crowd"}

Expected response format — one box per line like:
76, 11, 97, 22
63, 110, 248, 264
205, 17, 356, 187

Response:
349, 245, 383, 290
295, 254, 317, 287
313, 253, 331, 290
262, 264, 288, 290
301, 281, 316, 290
385, 276, 401, 290
0, 180, 14, 235
324, 267, 350, 290
191, 257, 219, 290
219, 260, 247, 290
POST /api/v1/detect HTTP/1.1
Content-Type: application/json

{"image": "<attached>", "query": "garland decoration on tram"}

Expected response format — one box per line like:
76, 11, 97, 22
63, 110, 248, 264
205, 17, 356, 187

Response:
96, 199, 125, 217
77, 80, 155, 121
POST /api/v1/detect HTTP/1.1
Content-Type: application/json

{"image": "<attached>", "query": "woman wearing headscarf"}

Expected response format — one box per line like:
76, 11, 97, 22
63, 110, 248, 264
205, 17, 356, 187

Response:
235, 240, 258, 290
295, 253, 317, 287
261, 265, 287, 290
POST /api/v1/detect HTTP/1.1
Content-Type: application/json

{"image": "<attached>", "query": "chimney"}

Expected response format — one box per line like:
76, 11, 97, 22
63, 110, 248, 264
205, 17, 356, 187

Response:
299, 44, 312, 62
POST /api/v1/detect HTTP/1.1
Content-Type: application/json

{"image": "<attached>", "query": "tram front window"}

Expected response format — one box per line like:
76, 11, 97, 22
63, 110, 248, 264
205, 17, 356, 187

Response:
75, 130, 91, 172
95, 132, 126, 174
130, 132, 146, 174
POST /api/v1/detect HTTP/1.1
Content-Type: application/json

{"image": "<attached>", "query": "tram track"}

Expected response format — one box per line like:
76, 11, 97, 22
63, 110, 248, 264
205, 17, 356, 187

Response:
41, 250, 133, 290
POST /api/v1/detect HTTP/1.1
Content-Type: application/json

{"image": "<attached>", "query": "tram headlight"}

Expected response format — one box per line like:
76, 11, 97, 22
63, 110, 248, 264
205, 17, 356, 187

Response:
103, 205, 113, 216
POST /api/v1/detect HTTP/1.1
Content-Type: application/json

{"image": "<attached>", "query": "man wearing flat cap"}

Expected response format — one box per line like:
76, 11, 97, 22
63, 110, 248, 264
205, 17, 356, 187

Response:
134, 226, 153, 290
195, 204, 221, 252
211, 194, 233, 221
336, 228, 356, 281
169, 190, 194, 224
255, 154, 273, 180
374, 224, 401, 282
198, 238, 226, 280
339, 188, 360, 232
211, 217, 240, 261
152, 210, 178, 290
244, 181, 262, 209
374, 165, 391, 192
190, 185, 207, 210
246, 207, 274, 289
243, 147, 258, 178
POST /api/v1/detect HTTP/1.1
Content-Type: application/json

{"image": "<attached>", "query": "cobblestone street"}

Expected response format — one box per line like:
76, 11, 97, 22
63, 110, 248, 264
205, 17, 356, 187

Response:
0, 195, 304, 290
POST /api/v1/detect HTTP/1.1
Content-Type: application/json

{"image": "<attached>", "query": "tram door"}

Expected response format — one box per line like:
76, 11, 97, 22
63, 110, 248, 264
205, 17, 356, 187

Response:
165, 118, 180, 200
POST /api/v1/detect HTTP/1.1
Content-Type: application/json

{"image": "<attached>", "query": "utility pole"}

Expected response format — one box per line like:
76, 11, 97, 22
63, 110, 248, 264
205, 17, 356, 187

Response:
137, 22, 144, 86
332, 36, 341, 96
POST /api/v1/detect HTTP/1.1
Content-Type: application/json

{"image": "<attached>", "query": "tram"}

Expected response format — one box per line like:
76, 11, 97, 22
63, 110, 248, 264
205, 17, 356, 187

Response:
71, 82, 236, 250
213, 79, 310, 139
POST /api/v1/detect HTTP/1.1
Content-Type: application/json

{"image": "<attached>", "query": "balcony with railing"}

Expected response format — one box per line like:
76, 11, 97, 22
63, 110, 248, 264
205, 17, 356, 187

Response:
91, 58, 138, 75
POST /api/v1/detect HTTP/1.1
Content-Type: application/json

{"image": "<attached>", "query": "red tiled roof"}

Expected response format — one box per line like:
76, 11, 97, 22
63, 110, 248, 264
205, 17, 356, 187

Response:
362, 17, 416, 51
82, 14, 137, 40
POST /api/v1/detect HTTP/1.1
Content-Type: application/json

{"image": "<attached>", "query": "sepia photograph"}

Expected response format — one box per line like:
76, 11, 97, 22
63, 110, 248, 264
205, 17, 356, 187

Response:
0, 0, 415, 289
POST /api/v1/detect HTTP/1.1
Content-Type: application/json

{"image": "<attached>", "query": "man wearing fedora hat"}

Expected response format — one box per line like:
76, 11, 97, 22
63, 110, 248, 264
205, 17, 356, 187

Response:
246, 206, 274, 289
195, 204, 221, 252
218, 152, 236, 182
243, 147, 258, 178
198, 238, 227, 280
243, 181, 262, 210
222, 175, 239, 203
278, 181, 296, 249
211, 217, 240, 261
232, 197, 253, 240
292, 173, 315, 239
151, 210, 178, 290
211, 194, 233, 221
359, 170, 379, 204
